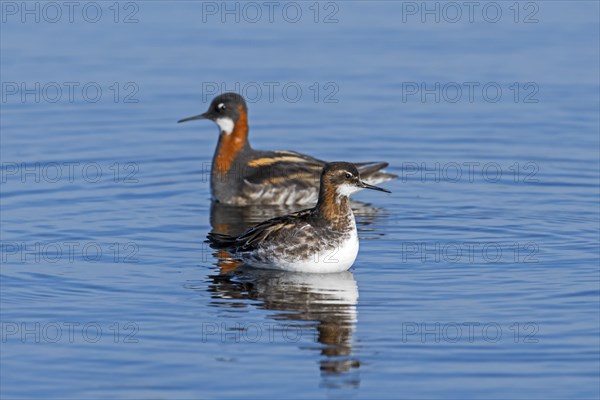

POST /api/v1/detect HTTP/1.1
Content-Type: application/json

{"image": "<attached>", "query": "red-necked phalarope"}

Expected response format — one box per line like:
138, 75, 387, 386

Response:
207, 162, 391, 273
178, 93, 397, 205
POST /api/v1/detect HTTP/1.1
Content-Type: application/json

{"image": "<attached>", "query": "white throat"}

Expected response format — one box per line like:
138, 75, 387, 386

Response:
336, 183, 362, 198
215, 118, 234, 135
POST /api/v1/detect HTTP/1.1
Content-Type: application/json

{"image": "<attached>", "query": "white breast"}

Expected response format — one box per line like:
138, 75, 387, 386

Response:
245, 214, 360, 274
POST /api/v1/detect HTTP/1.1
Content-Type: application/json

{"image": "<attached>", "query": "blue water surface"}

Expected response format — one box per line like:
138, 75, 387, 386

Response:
1, 1, 599, 399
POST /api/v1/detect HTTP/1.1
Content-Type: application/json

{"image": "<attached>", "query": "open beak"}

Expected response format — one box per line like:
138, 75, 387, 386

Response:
359, 180, 391, 193
177, 112, 209, 123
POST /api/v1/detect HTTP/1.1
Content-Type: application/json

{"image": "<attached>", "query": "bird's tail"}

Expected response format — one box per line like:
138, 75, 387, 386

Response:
206, 232, 238, 249
355, 162, 398, 185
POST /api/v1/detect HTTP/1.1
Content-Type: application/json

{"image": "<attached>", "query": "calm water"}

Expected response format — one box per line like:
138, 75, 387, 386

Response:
1, 2, 599, 399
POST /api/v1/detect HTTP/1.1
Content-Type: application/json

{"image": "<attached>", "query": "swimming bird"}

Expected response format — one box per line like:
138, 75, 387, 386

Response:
207, 162, 390, 273
178, 93, 396, 205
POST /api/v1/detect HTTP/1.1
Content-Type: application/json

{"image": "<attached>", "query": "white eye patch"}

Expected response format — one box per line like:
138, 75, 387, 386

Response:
217, 103, 226, 111
215, 117, 234, 134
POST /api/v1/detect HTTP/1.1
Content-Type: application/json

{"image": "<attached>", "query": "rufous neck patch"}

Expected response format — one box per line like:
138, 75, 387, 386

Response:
317, 183, 352, 229
213, 106, 249, 175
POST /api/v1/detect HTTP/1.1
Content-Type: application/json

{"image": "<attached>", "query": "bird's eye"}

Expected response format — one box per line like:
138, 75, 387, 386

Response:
345, 172, 353, 179
217, 103, 226, 111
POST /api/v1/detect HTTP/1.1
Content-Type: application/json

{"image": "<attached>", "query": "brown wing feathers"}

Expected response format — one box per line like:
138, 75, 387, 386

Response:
207, 209, 312, 251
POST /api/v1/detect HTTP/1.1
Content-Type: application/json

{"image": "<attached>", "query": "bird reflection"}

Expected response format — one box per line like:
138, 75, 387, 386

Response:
205, 267, 360, 388
200, 200, 388, 387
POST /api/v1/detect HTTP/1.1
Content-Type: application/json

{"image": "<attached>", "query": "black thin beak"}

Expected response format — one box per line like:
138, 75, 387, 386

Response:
177, 112, 209, 123
360, 180, 391, 193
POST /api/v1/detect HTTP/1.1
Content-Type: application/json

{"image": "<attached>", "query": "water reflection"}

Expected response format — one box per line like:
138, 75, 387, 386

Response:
202, 201, 388, 387
206, 267, 360, 387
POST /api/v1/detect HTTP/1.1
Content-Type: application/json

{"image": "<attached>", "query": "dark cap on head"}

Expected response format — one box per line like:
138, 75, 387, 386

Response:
178, 92, 247, 124
322, 162, 360, 177
320, 161, 391, 195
